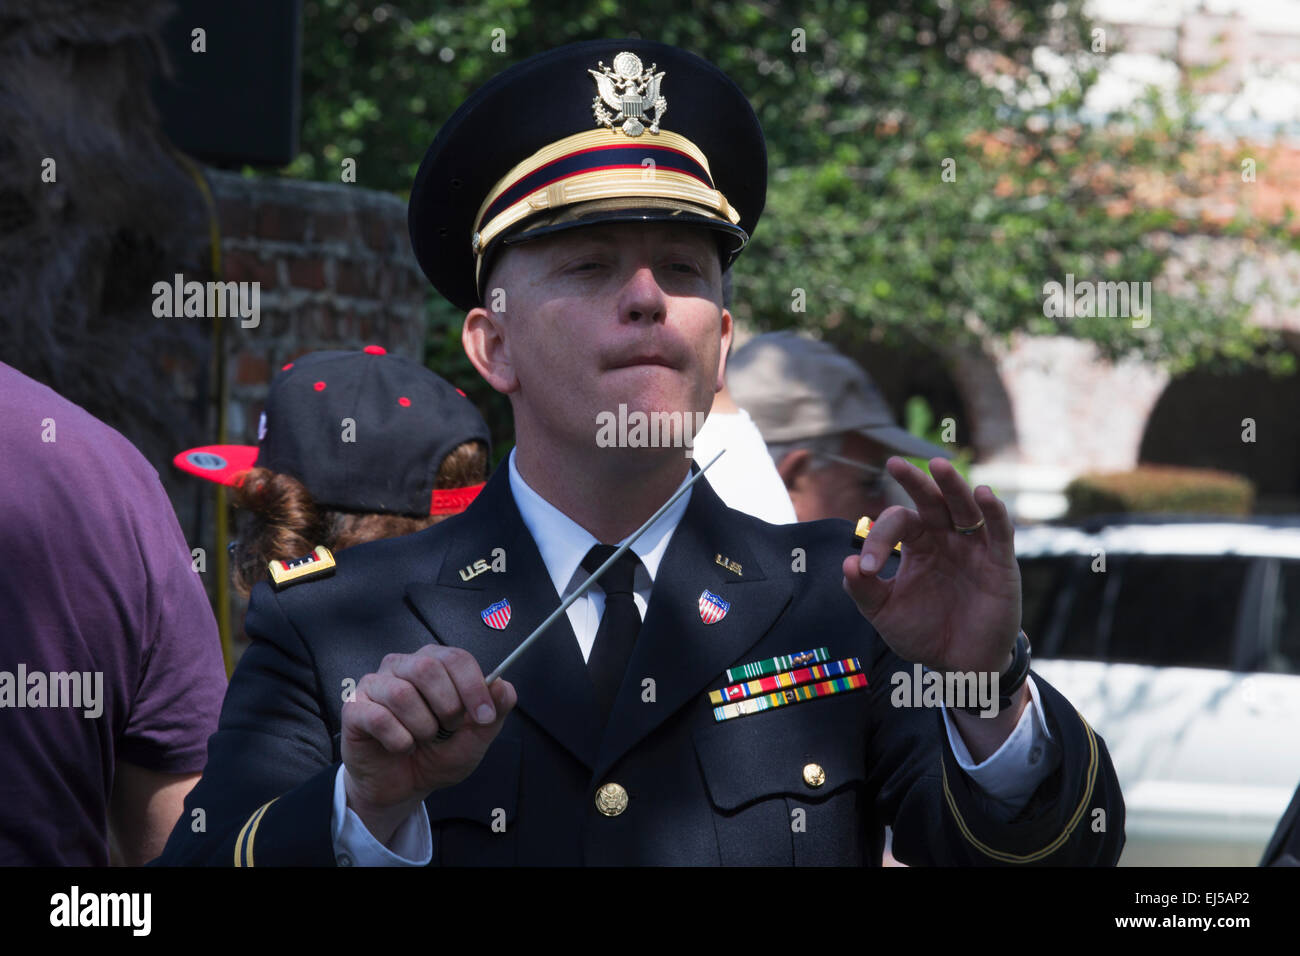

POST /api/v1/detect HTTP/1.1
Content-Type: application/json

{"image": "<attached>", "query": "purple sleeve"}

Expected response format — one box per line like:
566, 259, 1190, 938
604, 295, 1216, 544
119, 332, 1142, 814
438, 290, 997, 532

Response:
116, 469, 227, 774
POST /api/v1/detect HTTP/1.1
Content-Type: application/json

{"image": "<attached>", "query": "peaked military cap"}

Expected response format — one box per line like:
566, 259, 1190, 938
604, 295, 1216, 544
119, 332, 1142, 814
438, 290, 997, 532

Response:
409, 38, 768, 311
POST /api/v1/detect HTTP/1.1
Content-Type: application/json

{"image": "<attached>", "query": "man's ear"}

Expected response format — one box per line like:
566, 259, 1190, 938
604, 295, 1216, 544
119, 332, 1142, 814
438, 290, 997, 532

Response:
776, 448, 812, 491
463, 305, 518, 395
716, 307, 733, 393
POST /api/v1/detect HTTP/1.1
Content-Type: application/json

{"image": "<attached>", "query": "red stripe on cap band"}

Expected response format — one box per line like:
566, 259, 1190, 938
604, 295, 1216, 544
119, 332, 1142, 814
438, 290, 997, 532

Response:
479, 143, 713, 230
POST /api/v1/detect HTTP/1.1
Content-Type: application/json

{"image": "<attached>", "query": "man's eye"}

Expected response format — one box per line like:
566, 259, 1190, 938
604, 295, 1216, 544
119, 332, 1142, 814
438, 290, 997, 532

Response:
666, 261, 701, 274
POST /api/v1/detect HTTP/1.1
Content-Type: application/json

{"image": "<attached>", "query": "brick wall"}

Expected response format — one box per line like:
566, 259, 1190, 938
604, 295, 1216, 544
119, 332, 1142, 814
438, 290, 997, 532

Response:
206, 169, 429, 446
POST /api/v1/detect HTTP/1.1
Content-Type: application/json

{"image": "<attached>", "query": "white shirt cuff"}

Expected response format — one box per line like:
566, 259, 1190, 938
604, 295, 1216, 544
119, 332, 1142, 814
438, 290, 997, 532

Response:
330, 765, 433, 866
940, 676, 1059, 817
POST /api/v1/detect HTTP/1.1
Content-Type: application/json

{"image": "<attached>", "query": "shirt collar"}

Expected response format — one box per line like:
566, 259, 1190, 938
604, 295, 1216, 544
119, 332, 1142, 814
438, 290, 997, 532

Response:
507, 448, 694, 598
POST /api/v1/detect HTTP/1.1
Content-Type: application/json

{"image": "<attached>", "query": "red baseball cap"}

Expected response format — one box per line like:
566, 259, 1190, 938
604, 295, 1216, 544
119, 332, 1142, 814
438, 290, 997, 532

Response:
174, 346, 490, 516
174, 444, 260, 486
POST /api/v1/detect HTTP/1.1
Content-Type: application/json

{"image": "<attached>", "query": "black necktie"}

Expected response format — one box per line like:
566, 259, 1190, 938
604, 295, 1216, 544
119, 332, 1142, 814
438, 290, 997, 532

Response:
581, 545, 643, 724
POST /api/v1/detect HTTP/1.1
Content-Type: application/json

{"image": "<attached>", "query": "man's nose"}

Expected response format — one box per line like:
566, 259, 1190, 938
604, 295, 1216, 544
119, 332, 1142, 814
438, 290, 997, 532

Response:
619, 265, 667, 323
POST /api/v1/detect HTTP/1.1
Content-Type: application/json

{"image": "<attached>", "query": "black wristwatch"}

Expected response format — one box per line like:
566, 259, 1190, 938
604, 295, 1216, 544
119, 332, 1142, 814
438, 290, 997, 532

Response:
959, 630, 1031, 716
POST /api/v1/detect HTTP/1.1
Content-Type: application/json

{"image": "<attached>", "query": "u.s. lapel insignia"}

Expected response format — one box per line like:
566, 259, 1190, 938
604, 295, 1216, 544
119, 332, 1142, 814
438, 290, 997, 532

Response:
589, 52, 667, 136
267, 545, 335, 590
714, 553, 742, 576
481, 598, 512, 630
459, 557, 491, 582
698, 589, 730, 625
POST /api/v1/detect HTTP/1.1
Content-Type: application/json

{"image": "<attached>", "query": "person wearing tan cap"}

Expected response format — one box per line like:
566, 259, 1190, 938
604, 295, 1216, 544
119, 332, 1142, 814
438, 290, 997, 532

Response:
690, 274, 798, 525
727, 330, 951, 523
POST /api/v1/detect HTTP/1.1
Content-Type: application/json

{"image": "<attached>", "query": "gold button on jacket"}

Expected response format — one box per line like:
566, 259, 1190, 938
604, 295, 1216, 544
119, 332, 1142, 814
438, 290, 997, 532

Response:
595, 782, 629, 816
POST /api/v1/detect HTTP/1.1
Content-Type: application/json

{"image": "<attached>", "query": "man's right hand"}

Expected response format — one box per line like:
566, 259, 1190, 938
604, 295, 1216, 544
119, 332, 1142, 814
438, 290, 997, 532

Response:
341, 644, 517, 846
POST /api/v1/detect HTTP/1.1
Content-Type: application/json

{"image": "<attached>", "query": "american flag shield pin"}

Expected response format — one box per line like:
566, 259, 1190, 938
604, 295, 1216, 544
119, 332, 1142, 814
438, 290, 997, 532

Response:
481, 598, 511, 630
698, 589, 730, 625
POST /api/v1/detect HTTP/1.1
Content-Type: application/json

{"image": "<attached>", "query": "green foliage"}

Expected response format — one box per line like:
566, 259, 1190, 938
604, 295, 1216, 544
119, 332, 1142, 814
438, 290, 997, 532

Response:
1064, 466, 1255, 517
283, 0, 1299, 415
902, 394, 973, 482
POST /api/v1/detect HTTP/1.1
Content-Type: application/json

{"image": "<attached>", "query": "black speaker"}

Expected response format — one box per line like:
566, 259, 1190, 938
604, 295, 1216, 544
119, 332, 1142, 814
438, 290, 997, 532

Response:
151, 0, 302, 168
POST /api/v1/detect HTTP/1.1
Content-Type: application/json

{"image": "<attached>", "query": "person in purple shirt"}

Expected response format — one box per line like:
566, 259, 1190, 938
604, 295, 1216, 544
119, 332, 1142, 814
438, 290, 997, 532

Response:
0, 361, 227, 865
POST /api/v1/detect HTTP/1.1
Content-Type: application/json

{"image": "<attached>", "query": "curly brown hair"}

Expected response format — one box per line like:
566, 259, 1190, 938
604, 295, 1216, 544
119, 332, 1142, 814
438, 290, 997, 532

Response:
229, 439, 488, 597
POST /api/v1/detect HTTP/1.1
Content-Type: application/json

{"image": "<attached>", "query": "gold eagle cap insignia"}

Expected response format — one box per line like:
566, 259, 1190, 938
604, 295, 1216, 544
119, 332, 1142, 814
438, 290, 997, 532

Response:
589, 51, 667, 136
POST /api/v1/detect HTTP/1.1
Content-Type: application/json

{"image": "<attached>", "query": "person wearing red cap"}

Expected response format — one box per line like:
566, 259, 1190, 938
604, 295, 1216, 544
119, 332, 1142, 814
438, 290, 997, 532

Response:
725, 330, 954, 523
174, 346, 491, 599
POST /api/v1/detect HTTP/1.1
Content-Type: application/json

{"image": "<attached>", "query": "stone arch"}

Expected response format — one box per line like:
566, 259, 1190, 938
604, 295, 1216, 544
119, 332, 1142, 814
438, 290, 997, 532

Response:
1139, 337, 1300, 512
837, 333, 1016, 463
939, 342, 1018, 461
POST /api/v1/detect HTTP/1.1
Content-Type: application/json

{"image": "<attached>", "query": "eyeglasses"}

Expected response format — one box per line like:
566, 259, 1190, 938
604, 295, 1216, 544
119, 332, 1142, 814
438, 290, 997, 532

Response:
813, 452, 888, 494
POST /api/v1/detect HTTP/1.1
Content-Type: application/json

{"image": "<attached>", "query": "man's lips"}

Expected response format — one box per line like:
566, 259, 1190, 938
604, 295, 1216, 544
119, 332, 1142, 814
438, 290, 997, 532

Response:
606, 354, 680, 370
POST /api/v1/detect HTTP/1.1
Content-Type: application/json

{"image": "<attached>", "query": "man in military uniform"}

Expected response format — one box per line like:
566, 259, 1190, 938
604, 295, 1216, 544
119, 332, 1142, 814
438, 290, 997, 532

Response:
157, 39, 1123, 866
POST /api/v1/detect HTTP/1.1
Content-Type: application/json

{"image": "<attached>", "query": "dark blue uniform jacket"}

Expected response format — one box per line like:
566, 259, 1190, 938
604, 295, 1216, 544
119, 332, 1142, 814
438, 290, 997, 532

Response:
1263, 785, 1300, 866
158, 464, 1124, 866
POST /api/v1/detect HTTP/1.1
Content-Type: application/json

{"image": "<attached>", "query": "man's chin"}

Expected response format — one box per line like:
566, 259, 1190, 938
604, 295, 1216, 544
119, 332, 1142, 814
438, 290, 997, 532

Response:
591, 399, 710, 457
602, 364, 687, 393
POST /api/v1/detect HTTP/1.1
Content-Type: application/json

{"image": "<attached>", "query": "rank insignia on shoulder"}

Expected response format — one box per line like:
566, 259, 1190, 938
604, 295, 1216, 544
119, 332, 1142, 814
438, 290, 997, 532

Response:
267, 545, 336, 590
853, 516, 901, 552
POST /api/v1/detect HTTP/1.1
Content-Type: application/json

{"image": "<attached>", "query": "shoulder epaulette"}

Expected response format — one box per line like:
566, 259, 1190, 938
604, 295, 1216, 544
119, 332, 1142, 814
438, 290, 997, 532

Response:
267, 545, 336, 590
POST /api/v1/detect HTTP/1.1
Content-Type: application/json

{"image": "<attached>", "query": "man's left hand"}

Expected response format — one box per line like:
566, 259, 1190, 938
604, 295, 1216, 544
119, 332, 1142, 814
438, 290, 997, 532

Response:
841, 456, 1021, 677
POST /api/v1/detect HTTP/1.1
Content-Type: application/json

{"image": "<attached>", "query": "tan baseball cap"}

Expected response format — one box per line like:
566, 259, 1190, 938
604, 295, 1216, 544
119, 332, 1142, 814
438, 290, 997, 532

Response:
726, 331, 952, 460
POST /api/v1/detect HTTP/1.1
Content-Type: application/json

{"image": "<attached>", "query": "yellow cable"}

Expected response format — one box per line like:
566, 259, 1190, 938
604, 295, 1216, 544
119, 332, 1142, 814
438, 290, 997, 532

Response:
170, 148, 234, 676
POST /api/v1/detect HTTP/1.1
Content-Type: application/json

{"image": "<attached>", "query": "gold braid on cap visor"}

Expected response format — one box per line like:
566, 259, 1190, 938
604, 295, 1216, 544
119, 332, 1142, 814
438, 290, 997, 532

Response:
471, 128, 742, 288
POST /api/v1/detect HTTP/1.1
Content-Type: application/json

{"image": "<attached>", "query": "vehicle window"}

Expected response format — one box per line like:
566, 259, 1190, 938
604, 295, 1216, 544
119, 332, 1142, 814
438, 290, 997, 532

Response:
1033, 553, 1252, 667
1054, 557, 1111, 660
1017, 556, 1073, 648
1268, 559, 1300, 675
1101, 556, 1249, 669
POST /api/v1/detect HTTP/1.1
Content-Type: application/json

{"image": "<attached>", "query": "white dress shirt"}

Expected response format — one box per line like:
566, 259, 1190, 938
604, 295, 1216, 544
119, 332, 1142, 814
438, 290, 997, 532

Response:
328, 448, 1057, 864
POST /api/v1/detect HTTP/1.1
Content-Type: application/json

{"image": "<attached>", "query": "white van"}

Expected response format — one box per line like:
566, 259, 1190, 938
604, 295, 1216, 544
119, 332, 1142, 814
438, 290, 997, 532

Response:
1015, 517, 1300, 866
